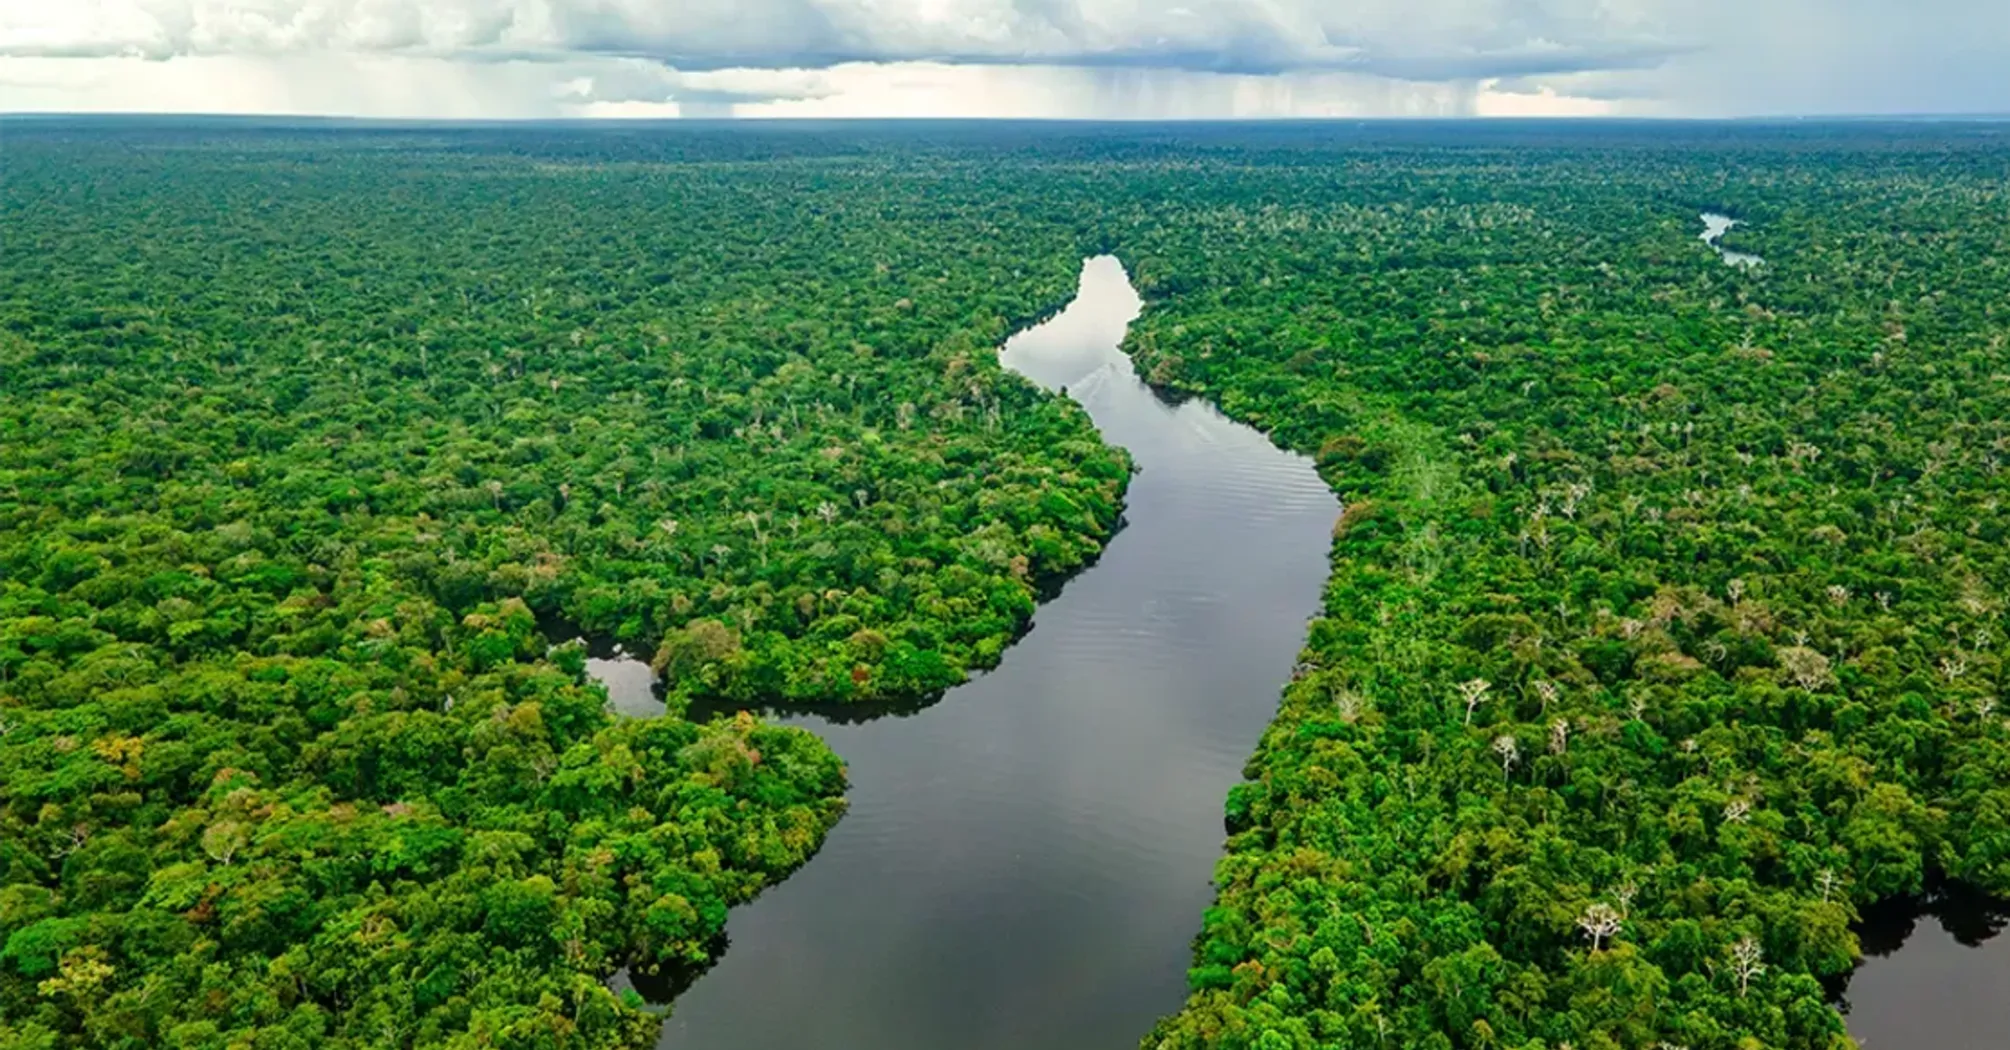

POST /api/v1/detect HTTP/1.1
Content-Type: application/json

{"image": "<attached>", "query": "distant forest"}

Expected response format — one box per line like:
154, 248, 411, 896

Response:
4, 118, 2008, 1050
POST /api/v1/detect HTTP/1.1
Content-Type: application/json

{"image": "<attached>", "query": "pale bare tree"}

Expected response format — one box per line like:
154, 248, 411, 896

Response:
1730, 936, 1766, 997
744, 512, 771, 565
1549, 718, 1570, 757
1613, 881, 1639, 919
1457, 679, 1493, 725
1723, 799, 1753, 824
1560, 481, 1591, 519
1942, 653, 1970, 683
1492, 735, 1520, 781
1578, 903, 1622, 952
1778, 646, 1835, 691
1816, 868, 1841, 903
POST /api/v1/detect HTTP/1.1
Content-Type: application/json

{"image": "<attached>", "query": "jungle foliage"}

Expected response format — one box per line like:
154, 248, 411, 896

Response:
1108, 125, 2010, 1050
5, 118, 2010, 1050
0, 122, 1124, 1049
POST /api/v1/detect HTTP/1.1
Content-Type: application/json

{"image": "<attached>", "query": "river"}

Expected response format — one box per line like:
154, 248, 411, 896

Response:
1842, 888, 2010, 1049
580, 253, 2008, 1050
597, 255, 1340, 1049
1700, 212, 1764, 267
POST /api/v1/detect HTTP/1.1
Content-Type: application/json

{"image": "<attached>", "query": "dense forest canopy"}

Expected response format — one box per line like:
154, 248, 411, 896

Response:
1104, 126, 2010, 1050
0, 121, 1124, 1049
4, 118, 2010, 1050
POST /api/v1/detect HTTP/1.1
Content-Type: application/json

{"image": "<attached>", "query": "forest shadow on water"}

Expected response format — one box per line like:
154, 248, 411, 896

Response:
629, 256, 1340, 1050
1837, 883, 2010, 1050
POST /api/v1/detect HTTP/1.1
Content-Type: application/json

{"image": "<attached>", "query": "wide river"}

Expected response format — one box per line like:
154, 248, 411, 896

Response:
586, 254, 2008, 1050
639, 255, 1339, 1049
1843, 889, 2010, 1048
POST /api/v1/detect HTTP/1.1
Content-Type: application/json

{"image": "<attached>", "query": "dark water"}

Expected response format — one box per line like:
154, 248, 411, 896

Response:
634, 256, 1338, 1050
1843, 887, 2010, 1049
577, 254, 2010, 1050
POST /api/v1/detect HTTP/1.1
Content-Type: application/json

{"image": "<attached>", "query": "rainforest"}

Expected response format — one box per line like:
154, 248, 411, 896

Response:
3, 118, 2009, 1050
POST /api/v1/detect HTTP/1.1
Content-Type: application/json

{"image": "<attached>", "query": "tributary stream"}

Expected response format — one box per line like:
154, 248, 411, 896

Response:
1700, 212, 1764, 267
605, 256, 1340, 1049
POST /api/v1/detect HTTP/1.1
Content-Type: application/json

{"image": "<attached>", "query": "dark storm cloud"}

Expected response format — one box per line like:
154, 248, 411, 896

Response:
0, 0, 1689, 81
591, 40, 1691, 81
5, 0, 2009, 116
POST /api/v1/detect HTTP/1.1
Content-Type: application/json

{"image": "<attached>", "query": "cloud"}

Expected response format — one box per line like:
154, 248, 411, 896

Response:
1, 0, 2006, 117
0, 0, 1688, 80
720, 61, 1517, 119
554, 60, 832, 105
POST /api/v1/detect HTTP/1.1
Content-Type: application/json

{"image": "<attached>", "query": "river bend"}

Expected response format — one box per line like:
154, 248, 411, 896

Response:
644, 256, 1339, 1049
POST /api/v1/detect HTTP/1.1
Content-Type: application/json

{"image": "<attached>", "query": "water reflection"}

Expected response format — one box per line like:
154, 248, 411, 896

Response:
1700, 212, 1764, 268
1842, 886, 2010, 1049
654, 256, 1340, 1050
608, 942, 721, 1016
551, 629, 666, 719
584, 649, 664, 719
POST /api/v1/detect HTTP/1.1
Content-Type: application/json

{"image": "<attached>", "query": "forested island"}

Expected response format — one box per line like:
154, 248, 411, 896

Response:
4, 118, 2009, 1050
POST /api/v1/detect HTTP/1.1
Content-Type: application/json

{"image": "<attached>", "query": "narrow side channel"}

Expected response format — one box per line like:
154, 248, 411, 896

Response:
1700, 211, 1764, 267
649, 256, 1339, 1050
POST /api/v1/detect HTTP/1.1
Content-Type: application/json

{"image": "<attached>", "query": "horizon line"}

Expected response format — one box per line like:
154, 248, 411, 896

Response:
7, 110, 2010, 125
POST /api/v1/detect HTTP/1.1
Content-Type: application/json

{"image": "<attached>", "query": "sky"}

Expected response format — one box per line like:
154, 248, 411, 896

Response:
1, 0, 2006, 120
